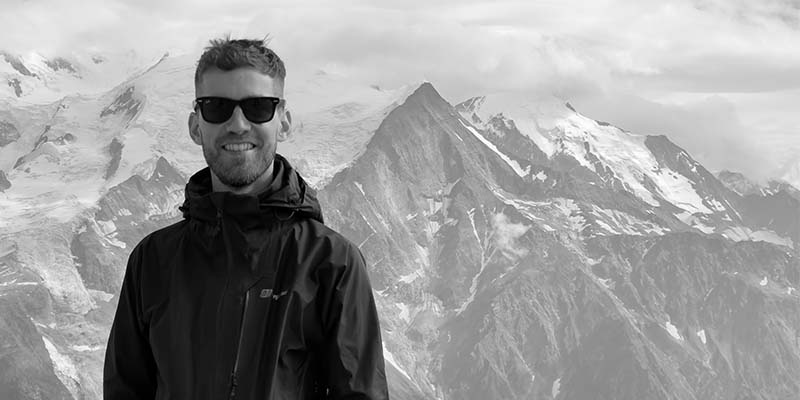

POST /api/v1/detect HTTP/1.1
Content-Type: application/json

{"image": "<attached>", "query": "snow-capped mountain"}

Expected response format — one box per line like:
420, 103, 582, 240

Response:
1, 53, 799, 400
457, 94, 797, 249
0, 49, 157, 103
320, 84, 800, 399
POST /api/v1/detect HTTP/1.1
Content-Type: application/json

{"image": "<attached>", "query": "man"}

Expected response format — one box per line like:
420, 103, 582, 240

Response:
104, 37, 388, 399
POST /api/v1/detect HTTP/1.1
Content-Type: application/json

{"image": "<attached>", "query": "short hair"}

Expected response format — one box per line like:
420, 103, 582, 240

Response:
194, 36, 286, 91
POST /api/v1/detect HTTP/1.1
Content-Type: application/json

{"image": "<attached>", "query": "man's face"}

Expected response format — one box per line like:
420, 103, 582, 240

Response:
188, 67, 290, 190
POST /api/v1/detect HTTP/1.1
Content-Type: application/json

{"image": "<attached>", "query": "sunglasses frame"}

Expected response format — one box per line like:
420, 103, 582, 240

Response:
194, 96, 283, 124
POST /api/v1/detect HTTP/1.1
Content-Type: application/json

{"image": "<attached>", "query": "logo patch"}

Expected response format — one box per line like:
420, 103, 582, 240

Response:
259, 289, 273, 298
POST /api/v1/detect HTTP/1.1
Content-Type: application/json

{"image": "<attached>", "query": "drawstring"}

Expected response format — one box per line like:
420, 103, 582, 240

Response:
212, 208, 223, 237
274, 209, 296, 222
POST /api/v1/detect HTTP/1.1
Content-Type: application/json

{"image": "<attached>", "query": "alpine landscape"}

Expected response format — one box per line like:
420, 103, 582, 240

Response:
1, 49, 799, 400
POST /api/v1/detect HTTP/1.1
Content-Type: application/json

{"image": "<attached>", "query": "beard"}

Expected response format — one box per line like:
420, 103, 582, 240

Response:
202, 143, 275, 188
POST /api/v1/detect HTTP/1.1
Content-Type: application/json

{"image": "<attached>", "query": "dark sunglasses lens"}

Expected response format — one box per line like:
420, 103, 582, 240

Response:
240, 98, 277, 123
199, 98, 235, 123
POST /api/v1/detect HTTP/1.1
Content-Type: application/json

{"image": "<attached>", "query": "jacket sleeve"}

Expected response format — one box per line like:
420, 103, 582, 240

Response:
103, 243, 158, 399
318, 242, 389, 399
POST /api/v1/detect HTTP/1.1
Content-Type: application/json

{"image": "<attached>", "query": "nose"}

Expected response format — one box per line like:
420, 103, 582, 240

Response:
226, 105, 250, 134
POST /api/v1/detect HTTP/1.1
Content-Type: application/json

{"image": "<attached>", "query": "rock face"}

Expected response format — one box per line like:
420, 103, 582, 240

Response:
0, 170, 9, 191
0, 302, 72, 400
99, 86, 141, 123
44, 58, 78, 74
72, 156, 185, 294
103, 137, 123, 180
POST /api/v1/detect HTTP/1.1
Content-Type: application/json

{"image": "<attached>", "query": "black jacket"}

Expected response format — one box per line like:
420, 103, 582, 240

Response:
104, 154, 388, 399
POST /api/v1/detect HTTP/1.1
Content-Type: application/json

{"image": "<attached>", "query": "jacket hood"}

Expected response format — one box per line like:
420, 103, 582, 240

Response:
179, 153, 324, 226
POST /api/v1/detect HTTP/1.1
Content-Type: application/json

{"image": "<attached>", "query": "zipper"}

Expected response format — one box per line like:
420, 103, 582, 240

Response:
228, 289, 250, 399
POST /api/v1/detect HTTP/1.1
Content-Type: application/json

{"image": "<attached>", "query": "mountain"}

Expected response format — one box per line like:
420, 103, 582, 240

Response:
318, 85, 800, 399
1, 54, 799, 399
0, 50, 156, 103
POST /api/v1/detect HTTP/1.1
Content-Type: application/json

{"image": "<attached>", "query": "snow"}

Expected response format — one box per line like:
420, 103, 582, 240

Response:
707, 198, 726, 212
590, 205, 668, 236
354, 181, 366, 197
0, 50, 159, 104
492, 190, 597, 235
70, 344, 103, 352
0, 280, 38, 287
722, 226, 794, 248
644, 167, 708, 212
677, 212, 716, 234
105, 127, 162, 188
665, 319, 683, 341
459, 94, 557, 157
697, 329, 707, 344
383, 344, 413, 382
469, 94, 720, 217
88, 289, 114, 303
399, 270, 421, 284
107, 234, 127, 249
459, 120, 529, 177
42, 336, 80, 399
397, 303, 411, 323
552, 378, 561, 398
96, 219, 116, 235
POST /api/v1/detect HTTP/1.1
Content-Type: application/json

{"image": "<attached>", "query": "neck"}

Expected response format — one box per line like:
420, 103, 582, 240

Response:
210, 163, 275, 195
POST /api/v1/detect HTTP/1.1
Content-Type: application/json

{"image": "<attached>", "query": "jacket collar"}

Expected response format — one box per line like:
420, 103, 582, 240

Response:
180, 153, 324, 226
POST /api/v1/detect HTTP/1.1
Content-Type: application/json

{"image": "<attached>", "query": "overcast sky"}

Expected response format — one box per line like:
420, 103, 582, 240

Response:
2, 0, 799, 180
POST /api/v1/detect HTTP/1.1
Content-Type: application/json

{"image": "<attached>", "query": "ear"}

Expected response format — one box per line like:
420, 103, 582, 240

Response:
277, 107, 292, 142
188, 111, 202, 145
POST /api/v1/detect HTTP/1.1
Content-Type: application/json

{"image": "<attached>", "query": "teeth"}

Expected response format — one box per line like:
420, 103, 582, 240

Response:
223, 143, 255, 151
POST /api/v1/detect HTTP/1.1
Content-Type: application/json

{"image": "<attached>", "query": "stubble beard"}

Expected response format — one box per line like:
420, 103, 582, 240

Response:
203, 144, 274, 188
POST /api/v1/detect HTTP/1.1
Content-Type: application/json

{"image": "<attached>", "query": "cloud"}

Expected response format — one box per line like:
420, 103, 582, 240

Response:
2, 0, 798, 179
491, 212, 530, 259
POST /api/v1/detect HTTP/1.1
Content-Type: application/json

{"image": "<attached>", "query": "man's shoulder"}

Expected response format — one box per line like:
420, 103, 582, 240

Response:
295, 218, 358, 250
131, 219, 189, 255
290, 218, 366, 268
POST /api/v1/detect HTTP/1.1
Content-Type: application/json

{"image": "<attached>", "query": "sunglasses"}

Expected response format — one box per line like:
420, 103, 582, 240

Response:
194, 96, 282, 124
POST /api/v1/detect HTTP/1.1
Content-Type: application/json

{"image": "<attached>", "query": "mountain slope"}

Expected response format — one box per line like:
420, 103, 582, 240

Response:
319, 83, 800, 399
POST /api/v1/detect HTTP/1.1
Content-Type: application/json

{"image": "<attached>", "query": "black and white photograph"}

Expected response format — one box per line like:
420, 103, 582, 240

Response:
1, 1, 799, 399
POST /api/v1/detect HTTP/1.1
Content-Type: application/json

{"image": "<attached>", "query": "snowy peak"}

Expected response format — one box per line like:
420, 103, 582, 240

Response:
403, 82, 453, 114
448, 93, 794, 244
0, 49, 158, 103
454, 95, 486, 125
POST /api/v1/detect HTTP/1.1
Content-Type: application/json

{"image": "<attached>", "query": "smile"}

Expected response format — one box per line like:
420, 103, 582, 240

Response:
222, 143, 256, 152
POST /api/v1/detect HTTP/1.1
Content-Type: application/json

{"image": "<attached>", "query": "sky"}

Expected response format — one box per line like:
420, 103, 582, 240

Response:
2, 0, 799, 181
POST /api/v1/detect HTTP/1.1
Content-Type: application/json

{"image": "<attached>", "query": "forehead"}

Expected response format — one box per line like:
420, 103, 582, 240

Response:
195, 67, 282, 98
